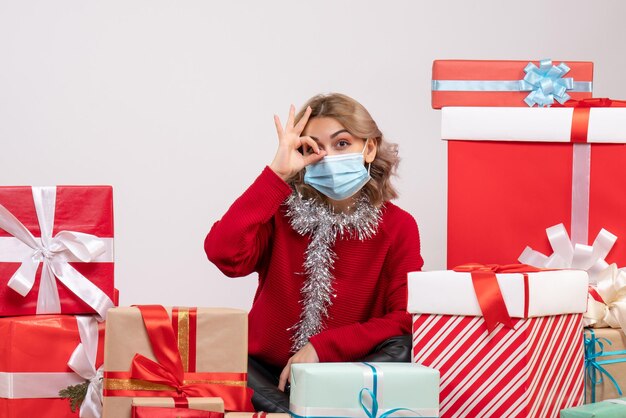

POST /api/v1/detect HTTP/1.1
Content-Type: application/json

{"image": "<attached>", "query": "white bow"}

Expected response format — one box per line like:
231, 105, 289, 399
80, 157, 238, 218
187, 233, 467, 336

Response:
584, 264, 626, 330
67, 316, 104, 418
0, 187, 113, 319
519, 223, 617, 284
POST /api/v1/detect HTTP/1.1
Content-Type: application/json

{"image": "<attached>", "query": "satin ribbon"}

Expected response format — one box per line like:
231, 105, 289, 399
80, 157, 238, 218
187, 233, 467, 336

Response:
104, 305, 253, 412
583, 264, 626, 330
519, 224, 617, 285
0, 187, 114, 319
0, 316, 103, 417
67, 316, 104, 418
452, 263, 542, 332
431, 59, 592, 107
584, 329, 626, 403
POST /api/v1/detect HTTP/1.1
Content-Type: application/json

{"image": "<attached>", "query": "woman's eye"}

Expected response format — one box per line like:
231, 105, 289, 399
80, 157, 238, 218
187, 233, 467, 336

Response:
337, 140, 350, 148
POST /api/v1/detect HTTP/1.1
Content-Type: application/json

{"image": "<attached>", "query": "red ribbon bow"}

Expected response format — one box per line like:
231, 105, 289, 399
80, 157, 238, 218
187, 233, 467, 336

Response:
129, 305, 254, 411
453, 263, 542, 333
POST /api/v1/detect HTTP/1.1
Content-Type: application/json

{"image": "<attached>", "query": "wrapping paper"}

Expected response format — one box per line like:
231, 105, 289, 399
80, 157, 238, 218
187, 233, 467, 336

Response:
0, 314, 105, 417
412, 313, 584, 418
131, 397, 223, 412
103, 306, 250, 418
132, 406, 223, 418
444, 103, 626, 268
560, 398, 626, 417
224, 414, 290, 418
585, 328, 626, 403
431, 59, 593, 108
289, 362, 439, 417
226, 412, 291, 418
0, 186, 115, 317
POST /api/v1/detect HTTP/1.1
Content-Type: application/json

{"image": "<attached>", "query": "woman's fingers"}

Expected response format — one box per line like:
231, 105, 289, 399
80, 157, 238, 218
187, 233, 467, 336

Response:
274, 114, 284, 140
294, 106, 312, 135
286, 104, 296, 129
278, 361, 291, 392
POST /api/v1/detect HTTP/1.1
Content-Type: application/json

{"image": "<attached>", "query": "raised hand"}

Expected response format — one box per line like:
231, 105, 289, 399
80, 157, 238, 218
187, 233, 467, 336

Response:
269, 105, 326, 181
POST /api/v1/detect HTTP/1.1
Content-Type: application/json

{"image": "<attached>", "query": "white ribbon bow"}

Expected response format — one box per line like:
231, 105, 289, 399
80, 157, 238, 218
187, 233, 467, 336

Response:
0, 316, 103, 418
518, 223, 617, 284
0, 187, 113, 319
68, 316, 104, 418
584, 263, 626, 330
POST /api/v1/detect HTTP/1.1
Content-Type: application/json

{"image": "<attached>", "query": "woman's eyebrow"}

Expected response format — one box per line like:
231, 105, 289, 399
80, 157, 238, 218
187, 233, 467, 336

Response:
308, 129, 350, 141
330, 129, 349, 139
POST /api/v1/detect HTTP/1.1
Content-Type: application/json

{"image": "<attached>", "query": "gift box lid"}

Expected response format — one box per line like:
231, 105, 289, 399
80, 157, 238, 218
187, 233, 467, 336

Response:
560, 397, 626, 417
289, 362, 439, 418
441, 106, 626, 144
432, 59, 593, 109
407, 269, 588, 317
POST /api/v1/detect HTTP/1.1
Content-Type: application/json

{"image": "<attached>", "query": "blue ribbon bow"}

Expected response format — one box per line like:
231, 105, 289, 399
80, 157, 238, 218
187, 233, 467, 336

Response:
584, 329, 626, 403
520, 59, 575, 107
359, 362, 424, 418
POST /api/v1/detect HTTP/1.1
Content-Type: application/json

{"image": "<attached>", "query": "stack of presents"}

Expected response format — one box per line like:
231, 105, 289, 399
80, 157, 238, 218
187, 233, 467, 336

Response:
1, 58, 625, 418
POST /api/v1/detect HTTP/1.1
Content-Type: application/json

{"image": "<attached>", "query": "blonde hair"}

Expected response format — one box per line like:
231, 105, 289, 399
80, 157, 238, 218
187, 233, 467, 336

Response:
291, 93, 400, 207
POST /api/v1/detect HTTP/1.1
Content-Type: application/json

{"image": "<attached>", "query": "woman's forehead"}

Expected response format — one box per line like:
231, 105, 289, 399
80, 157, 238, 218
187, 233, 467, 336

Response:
303, 117, 347, 137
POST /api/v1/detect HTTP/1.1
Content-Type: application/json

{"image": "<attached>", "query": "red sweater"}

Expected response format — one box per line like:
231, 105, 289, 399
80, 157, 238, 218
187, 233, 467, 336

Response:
205, 167, 423, 368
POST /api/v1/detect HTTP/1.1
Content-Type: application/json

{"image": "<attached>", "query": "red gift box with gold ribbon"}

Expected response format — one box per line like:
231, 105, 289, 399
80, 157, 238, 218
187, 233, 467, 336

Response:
0, 314, 105, 417
0, 186, 115, 318
103, 306, 253, 418
442, 99, 626, 269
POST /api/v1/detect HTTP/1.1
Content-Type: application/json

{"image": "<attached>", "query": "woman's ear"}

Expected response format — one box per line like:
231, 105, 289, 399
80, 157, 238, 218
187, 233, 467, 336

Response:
364, 138, 377, 164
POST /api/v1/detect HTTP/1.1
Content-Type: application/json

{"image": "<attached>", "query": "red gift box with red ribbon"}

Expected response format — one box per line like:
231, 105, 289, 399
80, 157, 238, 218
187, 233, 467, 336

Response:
407, 266, 588, 417
103, 306, 253, 418
442, 99, 626, 269
0, 186, 115, 318
0, 314, 105, 417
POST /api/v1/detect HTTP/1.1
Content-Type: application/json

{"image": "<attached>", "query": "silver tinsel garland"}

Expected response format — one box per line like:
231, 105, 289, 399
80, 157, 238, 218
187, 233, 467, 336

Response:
284, 192, 382, 352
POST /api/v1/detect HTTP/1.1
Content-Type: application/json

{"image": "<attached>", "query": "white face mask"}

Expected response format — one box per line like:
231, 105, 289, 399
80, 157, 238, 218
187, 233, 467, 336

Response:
303, 140, 371, 200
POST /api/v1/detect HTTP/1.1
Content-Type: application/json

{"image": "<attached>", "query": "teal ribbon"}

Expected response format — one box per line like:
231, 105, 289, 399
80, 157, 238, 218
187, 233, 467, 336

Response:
585, 329, 626, 403
359, 362, 423, 418
520, 59, 574, 107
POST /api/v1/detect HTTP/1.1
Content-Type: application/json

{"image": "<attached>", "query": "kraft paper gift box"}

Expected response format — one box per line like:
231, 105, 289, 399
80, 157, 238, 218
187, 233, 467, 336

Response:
225, 414, 290, 417
584, 328, 626, 404
560, 397, 626, 417
103, 306, 253, 418
431, 59, 593, 108
0, 314, 105, 417
288, 362, 439, 418
408, 267, 589, 418
0, 186, 115, 318
131, 397, 224, 417
442, 100, 626, 270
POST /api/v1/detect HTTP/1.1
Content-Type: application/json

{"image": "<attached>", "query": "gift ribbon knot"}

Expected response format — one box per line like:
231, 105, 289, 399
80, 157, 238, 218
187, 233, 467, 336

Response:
453, 263, 542, 333
0, 187, 114, 319
520, 59, 574, 107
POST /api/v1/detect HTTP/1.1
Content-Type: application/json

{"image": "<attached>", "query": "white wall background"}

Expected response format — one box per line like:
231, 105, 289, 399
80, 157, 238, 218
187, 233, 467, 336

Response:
1, 0, 625, 310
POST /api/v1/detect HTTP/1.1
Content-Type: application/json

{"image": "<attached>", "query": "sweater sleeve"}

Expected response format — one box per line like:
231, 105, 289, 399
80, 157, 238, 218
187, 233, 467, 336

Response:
308, 212, 423, 362
204, 166, 293, 277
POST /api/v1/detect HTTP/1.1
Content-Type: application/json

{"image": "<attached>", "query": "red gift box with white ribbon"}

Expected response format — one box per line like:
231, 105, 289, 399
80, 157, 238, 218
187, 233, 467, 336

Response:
443, 99, 626, 270
0, 186, 115, 318
0, 314, 105, 417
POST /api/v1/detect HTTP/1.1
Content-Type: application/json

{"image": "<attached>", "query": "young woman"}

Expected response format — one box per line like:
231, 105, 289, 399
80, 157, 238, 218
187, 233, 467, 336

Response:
205, 93, 423, 412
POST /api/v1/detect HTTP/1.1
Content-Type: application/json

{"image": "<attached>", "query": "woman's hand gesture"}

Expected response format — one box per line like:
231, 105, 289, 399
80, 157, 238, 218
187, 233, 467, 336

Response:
269, 105, 326, 181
